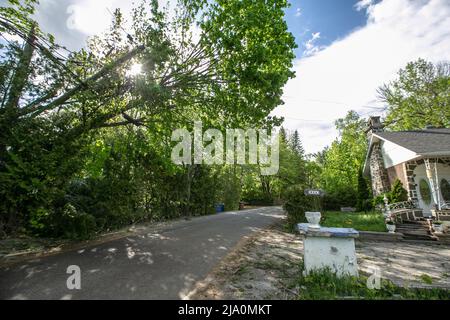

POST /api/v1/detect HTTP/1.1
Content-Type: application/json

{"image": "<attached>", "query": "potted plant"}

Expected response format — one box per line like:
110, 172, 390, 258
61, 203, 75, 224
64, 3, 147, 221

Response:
432, 221, 444, 233
386, 219, 396, 233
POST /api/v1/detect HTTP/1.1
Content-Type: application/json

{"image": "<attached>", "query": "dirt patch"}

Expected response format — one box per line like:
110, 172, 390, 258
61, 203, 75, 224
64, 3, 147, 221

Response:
356, 240, 450, 289
188, 222, 303, 300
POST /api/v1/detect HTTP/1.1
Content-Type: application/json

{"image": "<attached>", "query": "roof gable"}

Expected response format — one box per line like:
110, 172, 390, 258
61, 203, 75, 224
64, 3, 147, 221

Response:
363, 128, 450, 176
373, 128, 450, 154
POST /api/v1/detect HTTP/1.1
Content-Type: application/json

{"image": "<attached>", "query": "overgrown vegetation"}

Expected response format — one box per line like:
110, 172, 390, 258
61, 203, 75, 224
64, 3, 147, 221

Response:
295, 265, 450, 300
0, 0, 302, 239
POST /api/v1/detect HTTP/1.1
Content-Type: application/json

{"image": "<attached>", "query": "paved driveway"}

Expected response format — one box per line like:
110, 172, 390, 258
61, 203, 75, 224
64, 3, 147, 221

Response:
0, 207, 284, 300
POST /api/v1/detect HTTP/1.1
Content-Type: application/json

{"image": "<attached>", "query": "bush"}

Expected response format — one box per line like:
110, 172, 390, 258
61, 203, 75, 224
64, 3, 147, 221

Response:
356, 199, 373, 212
282, 185, 313, 226
322, 189, 357, 211
370, 179, 408, 211
28, 207, 51, 236
389, 179, 408, 203
60, 204, 96, 240
372, 194, 385, 207
356, 170, 372, 212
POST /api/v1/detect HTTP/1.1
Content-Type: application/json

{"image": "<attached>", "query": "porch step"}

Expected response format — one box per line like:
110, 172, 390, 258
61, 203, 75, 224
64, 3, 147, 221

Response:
401, 238, 440, 244
402, 234, 438, 241
396, 224, 430, 229
401, 220, 430, 225
396, 220, 436, 242
396, 227, 430, 233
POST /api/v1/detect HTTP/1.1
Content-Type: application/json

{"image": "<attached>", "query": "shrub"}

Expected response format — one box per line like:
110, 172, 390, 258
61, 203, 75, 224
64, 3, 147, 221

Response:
60, 204, 96, 240
356, 170, 372, 212
282, 185, 313, 226
372, 194, 385, 207
322, 189, 357, 211
370, 179, 408, 211
389, 179, 408, 203
28, 207, 51, 236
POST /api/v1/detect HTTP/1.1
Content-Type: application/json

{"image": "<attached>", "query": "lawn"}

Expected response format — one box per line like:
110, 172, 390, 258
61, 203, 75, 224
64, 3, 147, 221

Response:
320, 211, 386, 232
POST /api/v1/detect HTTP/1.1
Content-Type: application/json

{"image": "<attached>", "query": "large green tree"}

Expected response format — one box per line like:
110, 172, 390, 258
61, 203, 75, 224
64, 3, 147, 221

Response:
0, 0, 296, 236
320, 111, 368, 208
378, 58, 450, 130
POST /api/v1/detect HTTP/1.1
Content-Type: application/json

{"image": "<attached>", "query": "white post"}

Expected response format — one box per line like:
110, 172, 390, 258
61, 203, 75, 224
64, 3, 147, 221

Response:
434, 159, 441, 211
424, 158, 439, 208
383, 194, 391, 218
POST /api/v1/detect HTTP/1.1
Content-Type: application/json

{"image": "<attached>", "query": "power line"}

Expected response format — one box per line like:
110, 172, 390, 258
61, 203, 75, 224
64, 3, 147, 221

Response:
282, 116, 333, 122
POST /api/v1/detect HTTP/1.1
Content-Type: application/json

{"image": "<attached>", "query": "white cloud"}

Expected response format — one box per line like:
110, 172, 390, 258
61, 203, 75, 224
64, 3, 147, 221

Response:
354, 0, 374, 12
303, 32, 322, 56
273, 0, 450, 154
32, 0, 173, 51
295, 8, 302, 17
64, 0, 128, 36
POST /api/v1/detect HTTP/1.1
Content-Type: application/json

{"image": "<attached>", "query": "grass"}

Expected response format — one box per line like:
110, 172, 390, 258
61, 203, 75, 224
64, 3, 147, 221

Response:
419, 274, 434, 285
294, 264, 450, 300
320, 211, 386, 232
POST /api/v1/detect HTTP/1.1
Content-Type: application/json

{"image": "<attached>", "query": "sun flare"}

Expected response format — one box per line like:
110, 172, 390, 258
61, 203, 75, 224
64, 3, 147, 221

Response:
127, 63, 143, 76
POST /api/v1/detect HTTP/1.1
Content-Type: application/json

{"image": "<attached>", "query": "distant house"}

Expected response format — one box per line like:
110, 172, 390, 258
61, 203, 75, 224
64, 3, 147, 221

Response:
363, 116, 450, 219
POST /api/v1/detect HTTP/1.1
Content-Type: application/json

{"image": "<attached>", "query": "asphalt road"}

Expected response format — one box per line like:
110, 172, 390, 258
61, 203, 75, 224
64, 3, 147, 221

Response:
0, 207, 284, 300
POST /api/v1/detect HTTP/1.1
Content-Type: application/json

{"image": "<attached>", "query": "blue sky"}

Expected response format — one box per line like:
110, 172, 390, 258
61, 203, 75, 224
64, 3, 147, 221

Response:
272, 0, 449, 153
285, 0, 369, 58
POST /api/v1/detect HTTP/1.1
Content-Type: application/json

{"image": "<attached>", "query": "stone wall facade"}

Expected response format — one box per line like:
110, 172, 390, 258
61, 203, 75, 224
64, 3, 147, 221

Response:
404, 157, 450, 202
404, 160, 420, 202
369, 142, 390, 196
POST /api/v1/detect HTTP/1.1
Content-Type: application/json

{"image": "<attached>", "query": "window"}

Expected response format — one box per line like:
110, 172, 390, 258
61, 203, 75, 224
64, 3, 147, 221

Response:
419, 179, 432, 205
441, 179, 450, 201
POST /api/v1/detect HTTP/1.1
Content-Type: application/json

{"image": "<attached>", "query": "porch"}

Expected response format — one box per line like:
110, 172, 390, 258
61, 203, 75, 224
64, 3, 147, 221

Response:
395, 157, 450, 219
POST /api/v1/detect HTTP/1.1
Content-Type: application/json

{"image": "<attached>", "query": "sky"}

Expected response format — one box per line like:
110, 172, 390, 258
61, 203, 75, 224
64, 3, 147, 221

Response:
276, 0, 450, 153
2, 0, 450, 154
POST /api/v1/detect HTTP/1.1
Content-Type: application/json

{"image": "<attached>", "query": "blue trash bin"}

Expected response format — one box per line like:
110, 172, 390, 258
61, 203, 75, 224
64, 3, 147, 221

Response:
215, 203, 225, 213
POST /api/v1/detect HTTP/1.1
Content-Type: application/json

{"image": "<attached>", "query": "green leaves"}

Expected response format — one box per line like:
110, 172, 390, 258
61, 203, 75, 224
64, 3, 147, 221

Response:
0, 0, 298, 238
378, 58, 450, 130
312, 111, 368, 209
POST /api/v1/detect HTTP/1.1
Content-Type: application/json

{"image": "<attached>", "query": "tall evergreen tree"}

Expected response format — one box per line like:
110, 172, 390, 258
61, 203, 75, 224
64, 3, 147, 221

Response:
290, 130, 305, 158
279, 126, 287, 144
356, 169, 371, 212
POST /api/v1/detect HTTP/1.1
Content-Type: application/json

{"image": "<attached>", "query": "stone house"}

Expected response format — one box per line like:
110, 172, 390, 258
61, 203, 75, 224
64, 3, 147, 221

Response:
363, 116, 450, 220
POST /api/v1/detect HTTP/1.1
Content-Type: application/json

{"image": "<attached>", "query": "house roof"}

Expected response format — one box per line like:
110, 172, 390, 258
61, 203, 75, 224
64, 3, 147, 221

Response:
374, 128, 450, 154
363, 127, 450, 176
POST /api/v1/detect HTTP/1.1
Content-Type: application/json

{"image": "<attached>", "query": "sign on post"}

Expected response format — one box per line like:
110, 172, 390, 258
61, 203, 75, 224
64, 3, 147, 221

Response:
304, 189, 325, 197
304, 189, 325, 211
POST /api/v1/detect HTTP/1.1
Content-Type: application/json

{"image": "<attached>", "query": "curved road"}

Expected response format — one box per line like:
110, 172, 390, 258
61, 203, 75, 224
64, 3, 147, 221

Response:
0, 207, 284, 300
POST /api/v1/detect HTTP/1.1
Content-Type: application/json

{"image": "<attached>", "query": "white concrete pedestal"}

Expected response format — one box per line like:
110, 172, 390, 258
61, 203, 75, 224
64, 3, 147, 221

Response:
297, 223, 359, 277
